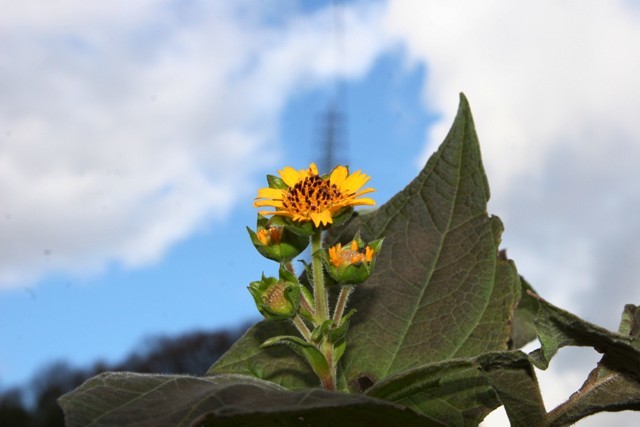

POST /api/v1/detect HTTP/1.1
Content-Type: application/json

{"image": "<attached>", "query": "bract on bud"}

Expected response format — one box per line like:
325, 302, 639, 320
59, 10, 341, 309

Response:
320, 234, 383, 285
247, 215, 309, 262
248, 274, 300, 321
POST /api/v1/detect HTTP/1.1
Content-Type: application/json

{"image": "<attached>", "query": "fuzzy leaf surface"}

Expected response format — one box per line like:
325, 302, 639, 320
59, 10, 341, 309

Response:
545, 304, 640, 426
58, 372, 444, 427
209, 320, 318, 389
510, 277, 540, 349
365, 351, 546, 427
331, 94, 520, 392
528, 294, 640, 372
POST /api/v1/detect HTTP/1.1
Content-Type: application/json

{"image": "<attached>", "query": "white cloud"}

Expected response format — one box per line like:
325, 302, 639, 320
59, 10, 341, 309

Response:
0, 1, 389, 288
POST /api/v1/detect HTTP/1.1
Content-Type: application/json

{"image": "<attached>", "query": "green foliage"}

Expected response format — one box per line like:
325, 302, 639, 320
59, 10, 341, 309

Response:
58, 94, 640, 426
262, 335, 331, 380
530, 299, 640, 425
59, 373, 445, 427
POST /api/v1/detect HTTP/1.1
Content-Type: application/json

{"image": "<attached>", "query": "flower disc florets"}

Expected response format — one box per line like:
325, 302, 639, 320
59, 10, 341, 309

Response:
257, 227, 282, 246
321, 235, 383, 285
329, 240, 375, 268
248, 275, 301, 321
254, 163, 375, 228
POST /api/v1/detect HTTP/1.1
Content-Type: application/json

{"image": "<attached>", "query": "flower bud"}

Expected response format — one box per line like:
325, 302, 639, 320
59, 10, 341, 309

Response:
248, 275, 300, 321
247, 215, 309, 262
320, 235, 383, 285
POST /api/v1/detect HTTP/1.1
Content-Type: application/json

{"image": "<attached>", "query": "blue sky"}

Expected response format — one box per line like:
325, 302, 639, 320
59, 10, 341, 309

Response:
2, 1, 640, 425
0, 48, 431, 387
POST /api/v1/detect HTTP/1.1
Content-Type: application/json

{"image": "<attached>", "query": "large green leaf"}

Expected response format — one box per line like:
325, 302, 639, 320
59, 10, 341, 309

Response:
331, 93, 520, 388
355, 254, 524, 426
58, 372, 445, 427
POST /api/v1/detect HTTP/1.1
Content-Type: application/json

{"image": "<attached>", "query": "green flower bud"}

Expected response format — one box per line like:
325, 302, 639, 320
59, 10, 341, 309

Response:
247, 215, 309, 262
320, 235, 383, 285
248, 275, 300, 321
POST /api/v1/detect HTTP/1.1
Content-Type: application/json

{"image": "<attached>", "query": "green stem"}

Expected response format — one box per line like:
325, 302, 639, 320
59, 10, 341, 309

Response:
333, 286, 353, 324
311, 231, 328, 322
322, 342, 335, 391
292, 315, 312, 342
310, 230, 336, 391
319, 369, 335, 391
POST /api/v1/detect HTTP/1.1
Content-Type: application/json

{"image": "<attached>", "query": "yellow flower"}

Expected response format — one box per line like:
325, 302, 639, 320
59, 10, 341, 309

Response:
254, 163, 375, 228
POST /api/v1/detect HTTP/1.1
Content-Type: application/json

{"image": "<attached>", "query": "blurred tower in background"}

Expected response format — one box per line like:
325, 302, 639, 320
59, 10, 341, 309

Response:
316, 0, 348, 172
317, 98, 346, 172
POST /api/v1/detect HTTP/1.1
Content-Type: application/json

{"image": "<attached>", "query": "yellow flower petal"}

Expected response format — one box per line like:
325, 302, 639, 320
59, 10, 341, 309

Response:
256, 229, 270, 245
257, 188, 285, 199
365, 246, 375, 262
254, 199, 283, 208
341, 170, 371, 194
354, 187, 376, 197
309, 213, 322, 227
329, 165, 348, 187
295, 163, 318, 180
329, 243, 342, 267
310, 209, 333, 227
278, 166, 302, 188
349, 197, 376, 206
291, 212, 307, 223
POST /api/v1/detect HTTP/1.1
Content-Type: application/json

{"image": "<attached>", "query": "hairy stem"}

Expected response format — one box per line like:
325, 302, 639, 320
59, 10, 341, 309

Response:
310, 230, 337, 391
319, 370, 335, 391
311, 231, 328, 322
333, 286, 353, 324
323, 343, 335, 391
292, 315, 312, 342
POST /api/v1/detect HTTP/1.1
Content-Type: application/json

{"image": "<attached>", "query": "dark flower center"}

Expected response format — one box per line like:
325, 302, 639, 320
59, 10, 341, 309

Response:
283, 175, 343, 214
